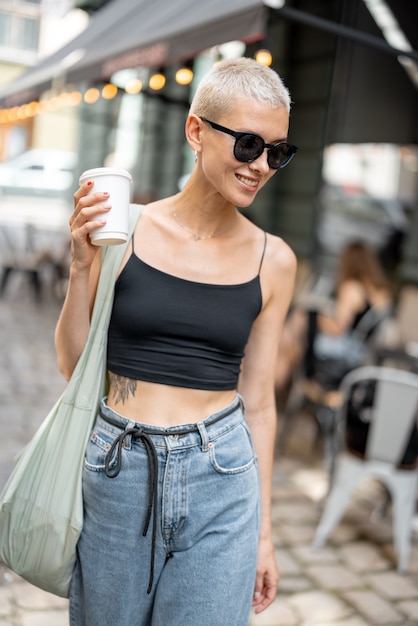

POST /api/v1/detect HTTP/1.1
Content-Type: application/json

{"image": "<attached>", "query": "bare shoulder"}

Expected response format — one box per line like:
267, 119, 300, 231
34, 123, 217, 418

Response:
254, 230, 297, 312
338, 278, 366, 300
264, 232, 297, 279
133, 196, 180, 241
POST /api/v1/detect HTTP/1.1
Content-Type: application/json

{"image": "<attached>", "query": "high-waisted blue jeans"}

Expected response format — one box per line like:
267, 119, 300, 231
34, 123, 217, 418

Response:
69, 394, 260, 626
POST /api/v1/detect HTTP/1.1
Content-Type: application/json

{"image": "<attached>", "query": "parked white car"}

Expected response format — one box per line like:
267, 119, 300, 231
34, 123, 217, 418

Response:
0, 149, 77, 199
0, 150, 77, 279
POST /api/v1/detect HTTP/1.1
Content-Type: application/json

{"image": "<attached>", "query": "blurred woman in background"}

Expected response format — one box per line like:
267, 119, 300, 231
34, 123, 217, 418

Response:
275, 241, 393, 393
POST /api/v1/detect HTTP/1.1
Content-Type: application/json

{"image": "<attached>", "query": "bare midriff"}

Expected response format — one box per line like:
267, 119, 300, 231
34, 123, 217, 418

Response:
106, 374, 237, 427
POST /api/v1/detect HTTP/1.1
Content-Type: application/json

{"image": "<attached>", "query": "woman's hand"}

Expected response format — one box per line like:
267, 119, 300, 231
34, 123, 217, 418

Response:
70, 181, 111, 269
55, 180, 110, 379
252, 535, 280, 614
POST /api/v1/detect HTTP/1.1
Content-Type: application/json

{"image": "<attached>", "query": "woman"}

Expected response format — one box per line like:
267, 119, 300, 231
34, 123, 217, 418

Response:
55, 57, 297, 626
275, 241, 392, 392
315, 242, 391, 335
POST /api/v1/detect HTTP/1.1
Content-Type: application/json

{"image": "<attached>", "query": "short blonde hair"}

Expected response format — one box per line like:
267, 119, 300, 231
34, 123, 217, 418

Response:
190, 57, 291, 120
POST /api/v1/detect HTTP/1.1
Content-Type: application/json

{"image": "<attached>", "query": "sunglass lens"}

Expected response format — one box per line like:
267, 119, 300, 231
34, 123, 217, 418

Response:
234, 134, 264, 163
268, 144, 296, 169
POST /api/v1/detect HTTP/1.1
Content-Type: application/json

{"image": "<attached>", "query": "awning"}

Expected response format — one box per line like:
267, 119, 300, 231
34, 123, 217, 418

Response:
2, 0, 417, 110
0, 0, 267, 107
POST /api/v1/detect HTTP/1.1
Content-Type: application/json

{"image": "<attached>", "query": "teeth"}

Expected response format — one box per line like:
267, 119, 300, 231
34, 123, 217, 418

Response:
237, 174, 258, 187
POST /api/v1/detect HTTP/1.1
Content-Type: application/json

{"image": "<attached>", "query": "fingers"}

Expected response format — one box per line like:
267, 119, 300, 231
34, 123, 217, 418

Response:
252, 561, 280, 614
73, 179, 94, 206
73, 180, 110, 218
252, 586, 277, 614
71, 180, 111, 239
68, 180, 111, 267
252, 580, 277, 614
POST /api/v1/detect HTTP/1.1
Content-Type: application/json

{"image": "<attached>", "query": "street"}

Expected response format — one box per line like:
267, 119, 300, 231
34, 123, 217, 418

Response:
0, 281, 417, 625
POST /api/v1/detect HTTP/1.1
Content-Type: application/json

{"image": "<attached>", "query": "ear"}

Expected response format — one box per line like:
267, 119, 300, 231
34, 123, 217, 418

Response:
185, 114, 203, 154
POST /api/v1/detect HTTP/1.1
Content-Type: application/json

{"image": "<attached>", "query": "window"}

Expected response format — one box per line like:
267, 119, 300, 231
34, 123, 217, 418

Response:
20, 14, 39, 50
0, 12, 12, 46
0, 0, 41, 59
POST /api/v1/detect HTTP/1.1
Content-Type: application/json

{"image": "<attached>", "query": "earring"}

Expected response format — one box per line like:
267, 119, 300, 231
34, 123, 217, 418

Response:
194, 150, 198, 163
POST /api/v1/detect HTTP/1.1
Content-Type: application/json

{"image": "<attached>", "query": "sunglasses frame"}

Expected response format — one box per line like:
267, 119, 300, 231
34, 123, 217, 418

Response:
200, 117, 298, 169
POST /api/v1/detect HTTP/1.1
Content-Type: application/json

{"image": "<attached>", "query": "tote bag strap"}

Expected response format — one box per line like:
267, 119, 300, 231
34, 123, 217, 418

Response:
91, 203, 144, 327
64, 204, 144, 400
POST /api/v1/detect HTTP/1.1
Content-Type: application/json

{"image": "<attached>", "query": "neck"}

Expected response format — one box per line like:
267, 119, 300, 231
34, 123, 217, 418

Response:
172, 194, 238, 241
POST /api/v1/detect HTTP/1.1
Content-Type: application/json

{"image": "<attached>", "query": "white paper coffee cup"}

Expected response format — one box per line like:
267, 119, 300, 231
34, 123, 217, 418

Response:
79, 167, 133, 246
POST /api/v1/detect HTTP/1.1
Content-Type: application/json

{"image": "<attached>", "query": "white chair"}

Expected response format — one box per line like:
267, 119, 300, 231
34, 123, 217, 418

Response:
277, 306, 391, 461
0, 223, 64, 301
312, 365, 418, 572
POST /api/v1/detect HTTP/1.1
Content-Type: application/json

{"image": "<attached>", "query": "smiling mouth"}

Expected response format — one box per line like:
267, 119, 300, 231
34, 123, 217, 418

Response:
236, 174, 258, 188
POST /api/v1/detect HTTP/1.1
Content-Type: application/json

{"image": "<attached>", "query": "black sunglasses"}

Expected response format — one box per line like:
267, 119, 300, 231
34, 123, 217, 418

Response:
200, 117, 298, 169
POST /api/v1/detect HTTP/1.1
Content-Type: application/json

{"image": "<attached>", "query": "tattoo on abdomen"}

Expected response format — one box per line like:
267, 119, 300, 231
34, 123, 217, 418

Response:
109, 373, 137, 404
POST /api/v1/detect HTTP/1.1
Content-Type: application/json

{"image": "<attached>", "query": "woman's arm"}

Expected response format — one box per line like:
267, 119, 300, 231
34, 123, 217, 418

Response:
55, 182, 111, 380
238, 234, 297, 614
317, 279, 366, 336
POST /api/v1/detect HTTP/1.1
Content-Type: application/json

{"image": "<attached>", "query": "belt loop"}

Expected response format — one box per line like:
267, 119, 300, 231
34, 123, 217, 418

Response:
237, 392, 246, 416
123, 420, 136, 449
197, 421, 209, 451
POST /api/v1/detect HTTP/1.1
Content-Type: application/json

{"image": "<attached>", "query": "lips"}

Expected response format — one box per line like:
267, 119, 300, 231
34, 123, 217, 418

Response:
236, 173, 259, 188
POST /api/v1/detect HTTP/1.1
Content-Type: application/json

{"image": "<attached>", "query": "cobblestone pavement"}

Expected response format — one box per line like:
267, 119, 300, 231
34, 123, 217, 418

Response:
0, 279, 417, 625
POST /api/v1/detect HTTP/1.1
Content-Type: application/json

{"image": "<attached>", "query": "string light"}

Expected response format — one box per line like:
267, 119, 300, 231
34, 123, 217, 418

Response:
255, 49, 273, 66
23, 102, 37, 117
46, 97, 60, 112
0, 56, 198, 123
7, 107, 19, 122
0, 58, 217, 123
125, 78, 143, 94
84, 87, 100, 104
69, 91, 82, 106
175, 67, 193, 85
148, 72, 166, 90
102, 83, 118, 99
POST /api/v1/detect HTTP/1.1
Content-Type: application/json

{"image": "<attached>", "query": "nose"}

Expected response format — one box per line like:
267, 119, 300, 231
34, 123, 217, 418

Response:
249, 148, 270, 174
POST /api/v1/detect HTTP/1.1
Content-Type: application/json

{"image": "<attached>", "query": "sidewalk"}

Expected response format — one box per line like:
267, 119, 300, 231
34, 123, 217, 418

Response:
0, 281, 417, 625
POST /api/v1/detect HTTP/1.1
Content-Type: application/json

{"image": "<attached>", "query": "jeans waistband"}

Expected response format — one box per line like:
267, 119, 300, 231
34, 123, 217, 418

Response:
98, 394, 243, 438
97, 394, 244, 595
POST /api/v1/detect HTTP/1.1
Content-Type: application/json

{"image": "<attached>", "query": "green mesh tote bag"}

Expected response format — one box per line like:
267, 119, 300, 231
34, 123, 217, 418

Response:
0, 205, 143, 598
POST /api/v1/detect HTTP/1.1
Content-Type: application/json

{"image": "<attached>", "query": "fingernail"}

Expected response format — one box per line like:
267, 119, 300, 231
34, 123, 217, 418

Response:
86, 181, 93, 186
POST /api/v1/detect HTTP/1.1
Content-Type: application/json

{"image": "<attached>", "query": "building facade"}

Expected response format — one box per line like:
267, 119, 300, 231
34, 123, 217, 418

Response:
0, 0, 417, 285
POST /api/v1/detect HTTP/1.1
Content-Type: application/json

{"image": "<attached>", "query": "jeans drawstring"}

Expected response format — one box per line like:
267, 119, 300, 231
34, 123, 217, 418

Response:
98, 395, 242, 595
104, 424, 158, 595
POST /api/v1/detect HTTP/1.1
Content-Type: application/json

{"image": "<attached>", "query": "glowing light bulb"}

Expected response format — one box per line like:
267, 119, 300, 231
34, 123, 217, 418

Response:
149, 73, 166, 90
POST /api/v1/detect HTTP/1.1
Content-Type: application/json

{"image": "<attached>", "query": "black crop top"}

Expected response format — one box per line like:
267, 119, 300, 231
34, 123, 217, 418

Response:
107, 236, 266, 390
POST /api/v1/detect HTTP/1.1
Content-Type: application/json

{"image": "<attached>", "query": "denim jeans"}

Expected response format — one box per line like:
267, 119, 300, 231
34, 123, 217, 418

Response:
69, 394, 260, 626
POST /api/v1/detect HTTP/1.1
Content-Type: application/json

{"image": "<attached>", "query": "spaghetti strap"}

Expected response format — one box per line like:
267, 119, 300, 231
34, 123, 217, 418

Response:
258, 232, 267, 275
131, 232, 135, 254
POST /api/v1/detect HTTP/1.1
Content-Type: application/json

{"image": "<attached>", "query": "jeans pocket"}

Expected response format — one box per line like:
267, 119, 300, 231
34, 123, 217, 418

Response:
209, 422, 257, 475
84, 426, 118, 473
